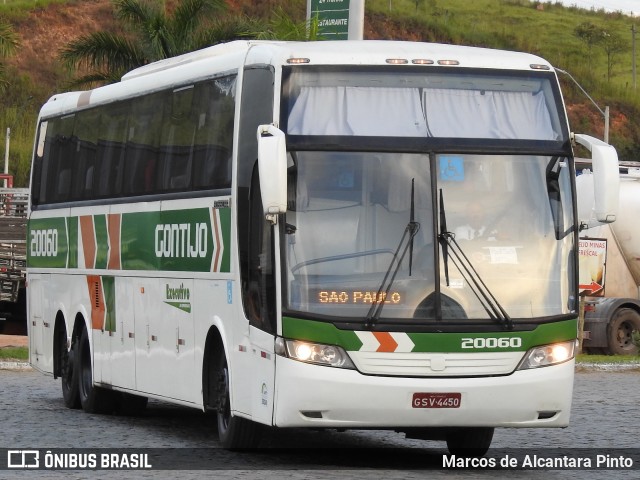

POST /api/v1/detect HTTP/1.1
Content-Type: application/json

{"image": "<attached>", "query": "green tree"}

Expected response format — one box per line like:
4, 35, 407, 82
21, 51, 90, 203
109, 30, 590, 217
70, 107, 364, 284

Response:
255, 7, 319, 41
573, 22, 604, 71
600, 29, 629, 82
0, 22, 19, 91
60, 0, 259, 87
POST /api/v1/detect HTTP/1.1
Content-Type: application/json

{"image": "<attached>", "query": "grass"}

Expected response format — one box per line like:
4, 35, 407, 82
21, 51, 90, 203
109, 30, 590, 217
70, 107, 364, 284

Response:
576, 353, 640, 363
0, 346, 28, 360
0, 0, 75, 20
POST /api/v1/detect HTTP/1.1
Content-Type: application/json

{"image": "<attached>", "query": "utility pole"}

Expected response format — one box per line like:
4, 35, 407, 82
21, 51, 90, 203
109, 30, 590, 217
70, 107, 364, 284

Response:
632, 23, 637, 90
3, 128, 9, 188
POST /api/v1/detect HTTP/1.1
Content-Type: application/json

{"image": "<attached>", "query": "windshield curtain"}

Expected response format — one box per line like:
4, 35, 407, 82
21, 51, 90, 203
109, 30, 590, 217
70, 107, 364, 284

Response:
283, 152, 576, 325
283, 67, 567, 141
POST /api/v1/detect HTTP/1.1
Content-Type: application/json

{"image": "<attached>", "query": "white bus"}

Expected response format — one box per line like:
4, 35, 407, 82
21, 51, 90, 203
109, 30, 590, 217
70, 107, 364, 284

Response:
27, 40, 619, 455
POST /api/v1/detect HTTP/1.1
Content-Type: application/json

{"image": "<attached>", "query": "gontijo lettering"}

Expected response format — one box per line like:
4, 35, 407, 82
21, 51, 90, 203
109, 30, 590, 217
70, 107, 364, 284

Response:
155, 223, 207, 258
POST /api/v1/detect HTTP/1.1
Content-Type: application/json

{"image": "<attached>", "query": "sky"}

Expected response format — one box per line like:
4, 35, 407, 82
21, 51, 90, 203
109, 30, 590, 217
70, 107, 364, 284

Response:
557, 0, 639, 16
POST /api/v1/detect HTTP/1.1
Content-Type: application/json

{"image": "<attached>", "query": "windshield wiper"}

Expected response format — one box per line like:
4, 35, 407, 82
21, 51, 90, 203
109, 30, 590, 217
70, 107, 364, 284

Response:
438, 189, 513, 330
365, 179, 420, 329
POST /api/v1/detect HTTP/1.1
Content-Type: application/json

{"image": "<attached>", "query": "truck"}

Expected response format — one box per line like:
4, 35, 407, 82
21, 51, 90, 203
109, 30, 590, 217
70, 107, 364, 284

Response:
0, 183, 28, 335
576, 160, 640, 355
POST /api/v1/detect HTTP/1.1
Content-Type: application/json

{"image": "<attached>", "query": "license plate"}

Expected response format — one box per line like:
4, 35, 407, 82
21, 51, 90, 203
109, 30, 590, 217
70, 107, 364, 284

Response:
412, 392, 461, 408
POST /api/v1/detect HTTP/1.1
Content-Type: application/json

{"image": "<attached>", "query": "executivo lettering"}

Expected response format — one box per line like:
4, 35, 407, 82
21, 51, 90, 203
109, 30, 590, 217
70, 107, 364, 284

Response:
155, 223, 207, 258
166, 283, 190, 301
165, 283, 192, 313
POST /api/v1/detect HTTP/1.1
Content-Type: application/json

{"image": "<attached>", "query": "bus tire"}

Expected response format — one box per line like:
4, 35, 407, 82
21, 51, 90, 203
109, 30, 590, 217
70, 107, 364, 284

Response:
60, 325, 80, 409
446, 427, 494, 457
77, 327, 115, 414
607, 308, 640, 356
213, 348, 262, 449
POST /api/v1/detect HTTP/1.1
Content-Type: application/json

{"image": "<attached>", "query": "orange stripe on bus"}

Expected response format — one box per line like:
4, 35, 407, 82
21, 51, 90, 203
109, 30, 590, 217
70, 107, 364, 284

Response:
212, 208, 221, 272
87, 275, 105, 330
79, 215, 96, 269
107, 213, 121, 270
373, 332, 398, 353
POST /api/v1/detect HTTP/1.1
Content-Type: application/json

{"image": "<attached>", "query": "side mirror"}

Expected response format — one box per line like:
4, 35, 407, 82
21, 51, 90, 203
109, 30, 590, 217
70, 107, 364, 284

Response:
574, 133, 619, 230
257, 124, 288, 223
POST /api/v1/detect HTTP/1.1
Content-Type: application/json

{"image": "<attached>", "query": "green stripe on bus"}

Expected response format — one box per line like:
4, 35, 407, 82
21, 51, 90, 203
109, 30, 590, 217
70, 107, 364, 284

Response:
282, 317, 363, 350
120, 208, 226, 272
94, 215, 109, 269
218, 208, 231, 273
67, 216, 78, 269
282, 317, 577, 352
27, 217, 69, 268
28, 207, 231, 273
103, 276, 116, 333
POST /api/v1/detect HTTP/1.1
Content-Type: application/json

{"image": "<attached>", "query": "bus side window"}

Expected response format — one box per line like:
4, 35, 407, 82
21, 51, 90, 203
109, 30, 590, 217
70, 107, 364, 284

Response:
192, 144, 230, 189
55, 165, 71, 201
41, 114, 75, 204
97, 103, 129, 198
190, 77, 235, 191
127, 92, 164, 195
72, 109, 99, 201
73, 140, 97, 200
97, 140, 125, 198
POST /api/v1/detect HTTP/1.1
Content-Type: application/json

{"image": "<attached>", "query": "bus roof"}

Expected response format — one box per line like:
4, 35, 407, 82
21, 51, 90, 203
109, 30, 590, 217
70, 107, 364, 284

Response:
38, 40, 555, 119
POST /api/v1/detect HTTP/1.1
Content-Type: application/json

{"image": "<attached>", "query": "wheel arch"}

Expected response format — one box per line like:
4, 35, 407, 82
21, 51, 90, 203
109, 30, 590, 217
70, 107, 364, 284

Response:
52, 308, 88, 378
52, 310, 67, 378
202, 325, 225, 411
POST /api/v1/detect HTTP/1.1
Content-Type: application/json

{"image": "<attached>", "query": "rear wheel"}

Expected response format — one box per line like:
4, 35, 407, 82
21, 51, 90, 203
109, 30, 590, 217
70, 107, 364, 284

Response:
607, 308, 640, 355
60, 326, 80, 409
446, 427, 494, 457
77, 327, 115, 414
213, 348, 262, 449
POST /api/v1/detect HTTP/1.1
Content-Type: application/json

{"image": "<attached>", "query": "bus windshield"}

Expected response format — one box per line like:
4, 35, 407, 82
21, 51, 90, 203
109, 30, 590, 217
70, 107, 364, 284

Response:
283, 151, 576, 325
282, 67, 567, 141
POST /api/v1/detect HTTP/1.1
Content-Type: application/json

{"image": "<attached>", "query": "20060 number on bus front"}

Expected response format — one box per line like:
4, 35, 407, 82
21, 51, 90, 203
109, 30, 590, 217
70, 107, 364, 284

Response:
412, 392, 461, 408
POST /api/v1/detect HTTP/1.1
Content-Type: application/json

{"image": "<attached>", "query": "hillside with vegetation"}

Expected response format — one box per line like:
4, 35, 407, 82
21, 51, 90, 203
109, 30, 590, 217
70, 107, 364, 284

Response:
1, 0, 639, 187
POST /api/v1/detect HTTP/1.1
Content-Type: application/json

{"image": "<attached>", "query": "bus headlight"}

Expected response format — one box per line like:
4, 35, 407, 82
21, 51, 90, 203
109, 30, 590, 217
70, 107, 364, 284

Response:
275, 338, 355, 369
517, 340, 576, 370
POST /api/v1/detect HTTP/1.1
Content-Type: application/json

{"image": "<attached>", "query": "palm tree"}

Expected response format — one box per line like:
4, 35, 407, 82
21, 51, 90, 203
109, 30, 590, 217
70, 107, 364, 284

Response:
0, 21, 19, 91
60, 0, 261, 87
256, 7, 319, 41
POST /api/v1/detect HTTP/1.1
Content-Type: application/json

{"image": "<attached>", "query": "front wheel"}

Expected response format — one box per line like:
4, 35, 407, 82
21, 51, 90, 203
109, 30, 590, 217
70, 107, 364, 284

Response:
446, 427, 494, 457
214, 348, 262, 449
77, 327, 115, 414
607, 308, 640, 356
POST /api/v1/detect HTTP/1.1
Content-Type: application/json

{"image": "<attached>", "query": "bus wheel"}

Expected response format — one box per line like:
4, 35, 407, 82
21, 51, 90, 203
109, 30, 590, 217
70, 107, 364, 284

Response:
60, 326, 80, 409
607, 308, 640, 356
77, 327, 115, 414
446, 427, 494, 457
214, 349, 262, 449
